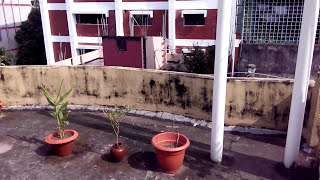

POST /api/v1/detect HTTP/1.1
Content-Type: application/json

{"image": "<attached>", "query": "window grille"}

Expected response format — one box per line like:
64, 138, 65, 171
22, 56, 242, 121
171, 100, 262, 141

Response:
241, 0, 320, 44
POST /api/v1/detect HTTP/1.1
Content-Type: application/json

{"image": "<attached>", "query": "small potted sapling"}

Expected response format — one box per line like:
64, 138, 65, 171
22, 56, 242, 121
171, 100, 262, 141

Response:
103, 105, 131, 162
41, 80, 78, 157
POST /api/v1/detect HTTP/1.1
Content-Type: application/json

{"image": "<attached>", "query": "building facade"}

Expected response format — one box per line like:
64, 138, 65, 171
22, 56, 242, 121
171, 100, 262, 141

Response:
39, 0, 241, 65
0, 0, 32, 54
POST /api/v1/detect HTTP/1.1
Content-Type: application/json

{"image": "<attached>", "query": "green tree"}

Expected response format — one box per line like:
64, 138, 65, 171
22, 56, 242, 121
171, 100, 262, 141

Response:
0, 47, 16, 66
184, 46, 207, 74
15, 8, 46, 65
182, 45, 216, 74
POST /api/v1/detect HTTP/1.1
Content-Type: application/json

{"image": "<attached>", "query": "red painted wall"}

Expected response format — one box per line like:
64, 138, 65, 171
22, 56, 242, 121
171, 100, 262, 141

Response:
123, 10, 167, 37
47, 0, 65, 3
103, 37, 143, 68
74, 0, 113, 2
122, 0, 167, 1
108, 10, 117, 36
176, 9, 217, 39
48, 10, 69, 36
52, 42, 72, 62
76, 24, 104, 37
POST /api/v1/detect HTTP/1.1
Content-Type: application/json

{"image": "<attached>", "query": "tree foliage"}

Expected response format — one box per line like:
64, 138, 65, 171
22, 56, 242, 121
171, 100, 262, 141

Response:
15, 8, 46, 65
183, 45, 215, 74
0, 47, 16, 66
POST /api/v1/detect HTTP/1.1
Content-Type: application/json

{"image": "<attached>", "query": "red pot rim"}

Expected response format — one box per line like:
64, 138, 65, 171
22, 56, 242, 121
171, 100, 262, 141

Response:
151, 132, 190, 152
45, 129, 78, 145
112, 142, 124, 148
0, 101, 3, 105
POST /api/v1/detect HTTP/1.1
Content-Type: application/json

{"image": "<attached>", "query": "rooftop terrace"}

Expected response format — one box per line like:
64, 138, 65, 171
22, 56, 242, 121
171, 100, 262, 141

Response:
0, 110, 318, 179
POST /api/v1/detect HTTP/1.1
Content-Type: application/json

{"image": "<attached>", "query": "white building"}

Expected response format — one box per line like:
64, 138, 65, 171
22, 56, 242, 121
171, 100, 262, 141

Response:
0, 0, 32, 54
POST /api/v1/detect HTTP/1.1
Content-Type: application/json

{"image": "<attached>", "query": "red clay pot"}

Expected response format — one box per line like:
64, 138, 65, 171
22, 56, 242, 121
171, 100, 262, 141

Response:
0, 101, 3, 113
110, 143, 126, 162
45, 129, 78, 157
151, 132, 190, 174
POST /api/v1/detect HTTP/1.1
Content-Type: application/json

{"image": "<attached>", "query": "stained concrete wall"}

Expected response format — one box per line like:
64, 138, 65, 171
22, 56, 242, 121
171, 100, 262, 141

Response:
0, 66, 317, 144
237, 44, 320, 79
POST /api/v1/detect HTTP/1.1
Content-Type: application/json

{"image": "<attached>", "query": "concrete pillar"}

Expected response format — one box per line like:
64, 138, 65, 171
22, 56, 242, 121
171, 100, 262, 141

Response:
284, 0, 319, 169
115, 0, 124, 36
168, 0, 176, 52
66, 0, 78, 58
210, 0, 233, 163
39, 0, 55, 65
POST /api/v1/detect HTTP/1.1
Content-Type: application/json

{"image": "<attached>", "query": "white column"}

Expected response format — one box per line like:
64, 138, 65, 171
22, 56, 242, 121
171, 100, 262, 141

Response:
284, 0, 319, 169
39, 0, 55, 65
168, 0, 175, 52
66, 0, 78, 57
210, 0, 233, 163
115, 0, 124, 36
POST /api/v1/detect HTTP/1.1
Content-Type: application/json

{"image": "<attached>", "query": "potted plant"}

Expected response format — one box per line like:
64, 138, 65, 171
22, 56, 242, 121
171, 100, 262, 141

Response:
41, 80, 78, 157
0, 101, 3, 114
151, 129, 190, 173
103, 105, 131, 162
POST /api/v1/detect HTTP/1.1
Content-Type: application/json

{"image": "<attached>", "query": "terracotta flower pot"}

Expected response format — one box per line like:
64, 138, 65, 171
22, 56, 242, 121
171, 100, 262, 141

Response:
151, 132, 190, 174
45, 129, 78, 157
0, 101, 3, 113
110, 143, 126, 162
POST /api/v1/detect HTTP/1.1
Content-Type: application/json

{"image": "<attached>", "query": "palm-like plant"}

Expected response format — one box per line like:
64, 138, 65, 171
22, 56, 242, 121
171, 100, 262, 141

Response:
41, 80, 73, 139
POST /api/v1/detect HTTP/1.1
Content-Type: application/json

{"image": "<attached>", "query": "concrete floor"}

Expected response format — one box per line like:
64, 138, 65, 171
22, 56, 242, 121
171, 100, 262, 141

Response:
0, 110, 318, 180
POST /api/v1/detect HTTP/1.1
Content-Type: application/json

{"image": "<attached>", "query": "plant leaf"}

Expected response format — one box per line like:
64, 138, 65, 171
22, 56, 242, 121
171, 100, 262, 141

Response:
55, 79, 64, 103
59, 102, 68, 112
59, 111, 63, 120
64, 121, 69, 125
40, 84, 55, 107
61, 110, 71, 122
58, 88, 73, 104
50, 112, 57, 118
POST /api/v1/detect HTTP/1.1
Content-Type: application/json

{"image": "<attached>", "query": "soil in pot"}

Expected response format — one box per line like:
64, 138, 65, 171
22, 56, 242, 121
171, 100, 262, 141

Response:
110, 143, 126, 162
45, 129, 78, 157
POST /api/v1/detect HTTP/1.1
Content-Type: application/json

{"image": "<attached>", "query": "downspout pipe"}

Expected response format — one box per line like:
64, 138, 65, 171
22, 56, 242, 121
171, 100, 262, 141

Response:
210, 0, 233, 163
284, 0, 319, 169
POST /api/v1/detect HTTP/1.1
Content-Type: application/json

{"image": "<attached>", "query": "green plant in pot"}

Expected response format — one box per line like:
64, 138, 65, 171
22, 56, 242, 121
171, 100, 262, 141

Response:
103, 105, 131, 162
41, 80, 78, 157
151, 119, 190, 174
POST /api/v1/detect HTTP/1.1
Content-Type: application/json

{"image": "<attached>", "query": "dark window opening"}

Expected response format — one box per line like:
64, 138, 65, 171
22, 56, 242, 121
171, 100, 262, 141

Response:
76, 14, 107, 25
78, 49, 96, 55
184, 14, 205, 26
133, 15, 152, 26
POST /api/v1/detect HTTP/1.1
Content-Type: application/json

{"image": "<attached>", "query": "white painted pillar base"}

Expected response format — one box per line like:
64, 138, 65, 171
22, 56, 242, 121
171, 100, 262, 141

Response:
284, 0, 319, 169
210, 0, 233, 163
39, 0, 55, 65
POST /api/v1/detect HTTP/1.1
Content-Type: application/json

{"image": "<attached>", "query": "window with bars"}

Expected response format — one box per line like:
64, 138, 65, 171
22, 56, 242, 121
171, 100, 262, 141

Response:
76, 14, 107, 25
133, 15, 152, 26
241, 0, 320, 44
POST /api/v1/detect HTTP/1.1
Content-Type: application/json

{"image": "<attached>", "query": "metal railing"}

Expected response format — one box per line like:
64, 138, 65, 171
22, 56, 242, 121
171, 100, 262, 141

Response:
240, 0, 320, 44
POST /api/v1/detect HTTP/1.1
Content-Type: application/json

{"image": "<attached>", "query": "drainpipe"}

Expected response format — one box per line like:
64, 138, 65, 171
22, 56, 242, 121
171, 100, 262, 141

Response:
168, 0, 175, 53
284, 0, 319, 169
115, 0, 124, 36
2, 0, 11, 51
210, 0, 233, 163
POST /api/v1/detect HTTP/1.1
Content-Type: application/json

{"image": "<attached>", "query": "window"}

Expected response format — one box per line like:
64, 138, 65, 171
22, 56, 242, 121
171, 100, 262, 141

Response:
133, 15, 152, 26
184, 14, 205, 26
76, 14, 107, 24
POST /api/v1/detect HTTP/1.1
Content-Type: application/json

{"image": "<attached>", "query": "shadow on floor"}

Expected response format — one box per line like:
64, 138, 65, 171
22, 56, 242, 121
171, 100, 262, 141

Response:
127, 151, 161, 172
